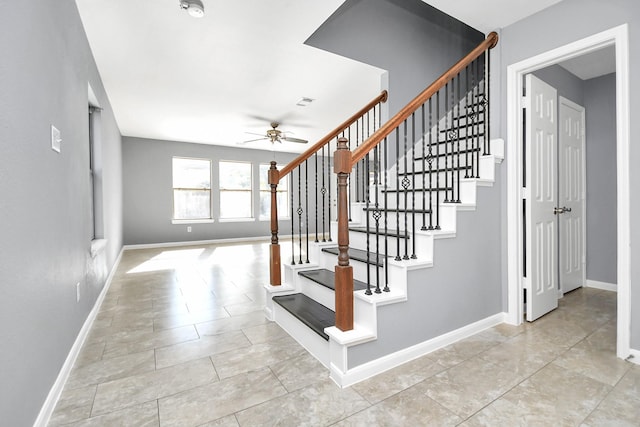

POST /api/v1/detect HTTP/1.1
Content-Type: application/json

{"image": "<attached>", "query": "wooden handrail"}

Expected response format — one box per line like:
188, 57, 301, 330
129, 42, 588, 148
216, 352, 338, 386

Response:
277, 90, 388, 181
351, 32, 498, 166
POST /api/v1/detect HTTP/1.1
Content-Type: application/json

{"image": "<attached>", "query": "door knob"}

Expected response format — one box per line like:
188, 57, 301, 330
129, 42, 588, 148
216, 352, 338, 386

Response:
554, 207, 565, 215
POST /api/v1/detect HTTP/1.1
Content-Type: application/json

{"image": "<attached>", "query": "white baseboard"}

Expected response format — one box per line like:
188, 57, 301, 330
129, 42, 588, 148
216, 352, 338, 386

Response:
123, 235, 272, 250
628, 349, 640, 365
586, 280, 617, 292
34, 248, 124, 427
331, 312, 507, 388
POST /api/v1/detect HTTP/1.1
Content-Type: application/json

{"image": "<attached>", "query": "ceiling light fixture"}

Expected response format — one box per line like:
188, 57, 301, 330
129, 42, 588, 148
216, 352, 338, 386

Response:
179, 0, 205, 18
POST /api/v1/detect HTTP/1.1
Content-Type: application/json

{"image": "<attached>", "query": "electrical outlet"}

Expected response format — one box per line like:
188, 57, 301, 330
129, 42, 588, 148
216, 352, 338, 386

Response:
76, 282, 80, 302
187, 226, 192, 232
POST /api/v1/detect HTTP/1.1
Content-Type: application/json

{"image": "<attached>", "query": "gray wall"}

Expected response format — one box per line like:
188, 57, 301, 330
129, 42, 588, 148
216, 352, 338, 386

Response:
496, 0, 640, 348
533, 64, 585, 106
584, 73, 617, 284
0, 1, 123, 425
305, 0, 504, 366
306, 0, 483, 116
349, 181, 503, 366
123, 137, 304, 245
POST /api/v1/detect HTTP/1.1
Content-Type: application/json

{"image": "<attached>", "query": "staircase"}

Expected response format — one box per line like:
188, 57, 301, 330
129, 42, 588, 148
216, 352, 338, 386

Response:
264, 32, 501, 387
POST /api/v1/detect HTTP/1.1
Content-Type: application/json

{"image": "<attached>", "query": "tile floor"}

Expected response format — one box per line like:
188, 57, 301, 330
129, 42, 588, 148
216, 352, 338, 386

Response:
49, 241, 640, 426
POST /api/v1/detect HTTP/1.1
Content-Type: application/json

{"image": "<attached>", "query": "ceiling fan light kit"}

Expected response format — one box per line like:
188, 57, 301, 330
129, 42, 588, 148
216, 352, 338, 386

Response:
179, 0, 205, 18
240, 122, 308, 145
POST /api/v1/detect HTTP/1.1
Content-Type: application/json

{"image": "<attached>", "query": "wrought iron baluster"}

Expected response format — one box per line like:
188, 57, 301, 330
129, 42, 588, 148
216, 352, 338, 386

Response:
421, 104, 427, 231
444, 82, 450, 203
410, 113, 416, 259
395, 127, 401, 261
475, 58, 481, 178
355, 118, 360, 202
428, 97, 434, 230
321, 145, 326, 242
327, 145, 332, 242
290, 167, 295, 265
383, 136, 390, 292
402, 121, 409, 260
305, 160, 309, 263
485, 49, 491, 156
465, 65, 472, 178
435, 90, 441, 229
365, 152, 371, 295
314, 152, 319, 242
297, 165, 303, 264
456, 74, 461, 203
347, 128, 352, 222
373, 145, 381, 293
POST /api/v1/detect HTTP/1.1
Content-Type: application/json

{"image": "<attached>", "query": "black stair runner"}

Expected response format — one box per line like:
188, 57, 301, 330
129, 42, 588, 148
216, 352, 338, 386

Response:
299, 268, 368, 291
272, 293, 334, 341
322, 247, 385, 267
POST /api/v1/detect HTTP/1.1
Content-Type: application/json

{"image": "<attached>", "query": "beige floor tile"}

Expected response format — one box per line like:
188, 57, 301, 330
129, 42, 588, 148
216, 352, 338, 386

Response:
65, 350, 155, 390
197, 415, 240, 426
48, 385, 97, 426
158, 368, 286, 426
59, 401, 159, 427
102, 324, 199, 359
352, 356, 447, 404
553, 339, 631, 386
92, 357, 217, 416
74, 342, 106, 368
499, 363, 611, 425
426, 330, 505, 368
211, 335, 306, 379
335, 387, 461, 427
420, 356, 525, 418
155, 330, 251, 369
269, 352, 329, 392
153, 306, 230, 331
581, 388, 640, 427
195, 311, 267, 337
241, 321, 289, 345
235, 378, 370, 426
223, 300, 265, 316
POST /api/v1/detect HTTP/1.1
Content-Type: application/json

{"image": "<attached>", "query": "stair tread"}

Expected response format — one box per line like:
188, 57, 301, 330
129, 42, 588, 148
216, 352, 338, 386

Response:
349, 226, 409, 239
322, 247, 385, 266
272, 293, 334, 341
299, 269, 368, 291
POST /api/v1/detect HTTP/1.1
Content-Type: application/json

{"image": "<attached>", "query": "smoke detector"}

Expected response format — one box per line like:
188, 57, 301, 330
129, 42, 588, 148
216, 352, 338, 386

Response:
179, 0, 205, 18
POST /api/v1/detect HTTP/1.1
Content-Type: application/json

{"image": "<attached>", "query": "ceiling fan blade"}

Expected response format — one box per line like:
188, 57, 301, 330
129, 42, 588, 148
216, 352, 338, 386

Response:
237, 137, 268, 144
245, 131, 267, 137
282, 136, 308, 144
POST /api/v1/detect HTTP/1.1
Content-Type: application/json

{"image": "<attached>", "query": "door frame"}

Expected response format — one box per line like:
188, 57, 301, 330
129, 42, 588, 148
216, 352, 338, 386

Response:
506, 24, 631, 359
558, 96, 587, 295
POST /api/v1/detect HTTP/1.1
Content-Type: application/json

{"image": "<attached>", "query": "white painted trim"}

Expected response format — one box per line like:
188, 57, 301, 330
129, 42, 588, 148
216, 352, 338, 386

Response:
628, 349, 640, 366
331, 312, 506, 388
586, 280, 617, 292
506, 24, 631, 360
34, 247, 124, 427
123, 235, 271, 250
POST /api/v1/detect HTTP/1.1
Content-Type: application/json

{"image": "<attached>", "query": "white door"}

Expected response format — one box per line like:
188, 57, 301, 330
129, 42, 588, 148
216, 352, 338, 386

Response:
525, 74, 558, 321
559, 97, 586, 293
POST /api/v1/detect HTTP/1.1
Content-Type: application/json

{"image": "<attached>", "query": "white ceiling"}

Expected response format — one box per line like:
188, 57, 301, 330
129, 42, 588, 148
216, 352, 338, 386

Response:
76, 0, 584, 154
558, 45, 616, 80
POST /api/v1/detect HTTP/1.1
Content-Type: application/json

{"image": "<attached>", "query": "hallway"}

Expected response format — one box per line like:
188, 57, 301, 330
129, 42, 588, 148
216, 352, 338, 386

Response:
49, 241, 639, 426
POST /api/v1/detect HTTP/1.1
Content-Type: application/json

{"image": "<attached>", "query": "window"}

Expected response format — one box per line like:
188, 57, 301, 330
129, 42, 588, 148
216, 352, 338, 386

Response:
172, 157, 212, 220
259, 164, 289, 220
89, 105, 104, 240
219, 161, 252, 219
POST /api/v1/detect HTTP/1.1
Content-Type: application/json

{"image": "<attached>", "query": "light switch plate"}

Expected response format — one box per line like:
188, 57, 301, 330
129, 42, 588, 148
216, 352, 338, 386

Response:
51, 125, 61, 153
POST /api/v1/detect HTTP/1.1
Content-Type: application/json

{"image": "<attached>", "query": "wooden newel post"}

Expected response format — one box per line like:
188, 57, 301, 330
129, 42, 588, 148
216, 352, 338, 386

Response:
268, 161, 281, 286
334, 137, 354, 331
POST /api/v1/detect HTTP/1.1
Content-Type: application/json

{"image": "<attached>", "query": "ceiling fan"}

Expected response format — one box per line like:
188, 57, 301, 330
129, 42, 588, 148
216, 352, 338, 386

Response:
240, 122, 308, 144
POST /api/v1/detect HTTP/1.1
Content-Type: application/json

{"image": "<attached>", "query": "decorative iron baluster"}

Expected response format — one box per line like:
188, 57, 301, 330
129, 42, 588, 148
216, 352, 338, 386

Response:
383, 136, 390, 292
355, 118, 360, 202
297, 165, 303, 264
465, 64, 472, 178
402, 120, 409, 260
421, 104, 427, 231
373, 145, 382, 293
327, 146, 332, 242
455, 74, 461, 203
321, 145, 326, 242
427, 98, 434, 230
444, 82, 450, 203
394, 127, 401, 261
365, 151, 371, 295
410, 114, 416, 259
314, 152, 319, 242
347, 128, 352, 222
435, 90, 441, 229
305, 160, 309, 263
475, 58, 481, 178
485, 49, 491, 156
290, 167, 295, 265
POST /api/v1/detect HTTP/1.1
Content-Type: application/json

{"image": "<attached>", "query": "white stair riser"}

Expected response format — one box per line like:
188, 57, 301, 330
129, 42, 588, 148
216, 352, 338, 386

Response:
297, 275, 336, 311
272, 303, 330, 368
